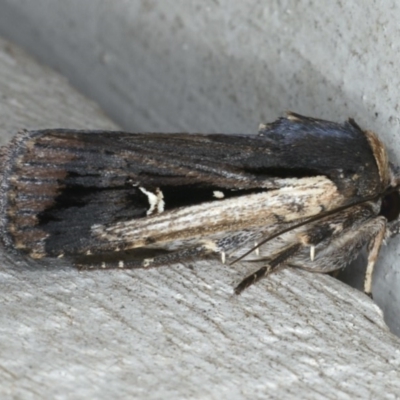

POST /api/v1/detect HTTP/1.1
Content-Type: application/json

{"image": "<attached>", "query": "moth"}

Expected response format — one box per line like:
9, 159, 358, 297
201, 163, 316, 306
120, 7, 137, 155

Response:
0, 113, 399, 295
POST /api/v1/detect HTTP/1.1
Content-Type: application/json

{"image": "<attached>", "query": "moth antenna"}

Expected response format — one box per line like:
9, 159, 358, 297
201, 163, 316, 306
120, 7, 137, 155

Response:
235, 243, 302, 294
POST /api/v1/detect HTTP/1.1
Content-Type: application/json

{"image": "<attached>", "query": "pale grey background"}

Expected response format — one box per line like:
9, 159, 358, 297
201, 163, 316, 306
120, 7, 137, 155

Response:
0, 1, 400, 399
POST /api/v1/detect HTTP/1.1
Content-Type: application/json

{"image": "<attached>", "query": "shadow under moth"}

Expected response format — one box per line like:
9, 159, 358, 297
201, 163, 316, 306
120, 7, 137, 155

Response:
0, 113, 399, 295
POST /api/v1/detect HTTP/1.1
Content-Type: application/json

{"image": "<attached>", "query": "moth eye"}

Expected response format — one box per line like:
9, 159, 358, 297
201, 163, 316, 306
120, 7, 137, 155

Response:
380, 191, 400, 222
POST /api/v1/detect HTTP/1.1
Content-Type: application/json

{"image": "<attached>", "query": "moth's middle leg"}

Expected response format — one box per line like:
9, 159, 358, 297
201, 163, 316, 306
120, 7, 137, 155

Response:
234, 243, 302, 294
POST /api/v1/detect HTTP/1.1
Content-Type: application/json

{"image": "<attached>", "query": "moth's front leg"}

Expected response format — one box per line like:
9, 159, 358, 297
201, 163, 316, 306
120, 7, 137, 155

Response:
364, 217, 387, 297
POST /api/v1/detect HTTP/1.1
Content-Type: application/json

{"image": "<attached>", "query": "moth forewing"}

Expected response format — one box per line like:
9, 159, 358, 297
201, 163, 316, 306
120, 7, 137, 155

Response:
91, 176, 344, 252
0, 113, 399, 295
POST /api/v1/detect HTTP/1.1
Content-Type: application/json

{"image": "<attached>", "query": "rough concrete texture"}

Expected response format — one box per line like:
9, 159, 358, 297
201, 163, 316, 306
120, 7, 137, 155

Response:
0, 1, 400, 398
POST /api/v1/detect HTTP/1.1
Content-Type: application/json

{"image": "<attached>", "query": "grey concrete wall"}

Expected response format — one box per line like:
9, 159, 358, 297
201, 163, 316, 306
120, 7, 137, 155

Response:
1, 1, 400, 398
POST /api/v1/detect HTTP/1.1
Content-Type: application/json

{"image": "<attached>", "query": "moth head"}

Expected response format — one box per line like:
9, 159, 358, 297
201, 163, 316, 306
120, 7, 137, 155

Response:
383, 163, 400, 237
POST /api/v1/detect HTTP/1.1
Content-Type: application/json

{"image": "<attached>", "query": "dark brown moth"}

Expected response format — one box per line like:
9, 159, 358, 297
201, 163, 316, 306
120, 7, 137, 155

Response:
0, 113, 399, 295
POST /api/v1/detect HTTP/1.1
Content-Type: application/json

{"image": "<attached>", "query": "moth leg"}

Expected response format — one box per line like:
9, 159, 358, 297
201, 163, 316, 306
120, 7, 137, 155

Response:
234, 243, 302, 294
364, 219, 386, 297
297, 216, 387, 296
234, 214, 388, 295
